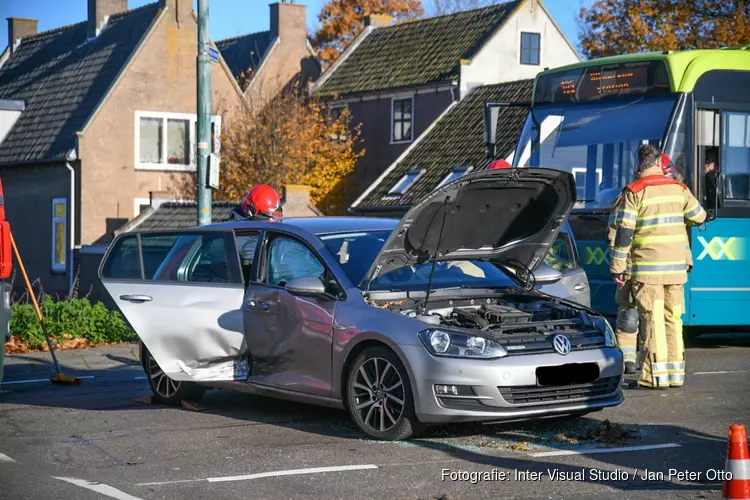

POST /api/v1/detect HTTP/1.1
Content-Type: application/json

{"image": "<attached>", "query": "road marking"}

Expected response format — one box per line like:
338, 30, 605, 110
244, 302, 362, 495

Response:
53, 477, 144, 500
206, 464, 379, 483
0, 452, 15, 462
136, 464, 378, 487
683, 432, 729, 443
2, 376, 95, 385
692, 370, 747, 375
528, 443, 681, 458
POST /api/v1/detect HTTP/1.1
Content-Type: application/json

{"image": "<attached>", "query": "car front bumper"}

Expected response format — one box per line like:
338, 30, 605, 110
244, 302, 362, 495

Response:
400, 344, 624, 424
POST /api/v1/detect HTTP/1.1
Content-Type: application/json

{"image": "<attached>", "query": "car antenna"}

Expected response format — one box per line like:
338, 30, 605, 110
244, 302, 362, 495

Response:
420, 196, 451, 315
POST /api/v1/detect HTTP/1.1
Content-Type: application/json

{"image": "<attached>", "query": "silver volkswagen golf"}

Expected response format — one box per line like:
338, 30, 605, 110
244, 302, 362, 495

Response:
100, 168, 623, 440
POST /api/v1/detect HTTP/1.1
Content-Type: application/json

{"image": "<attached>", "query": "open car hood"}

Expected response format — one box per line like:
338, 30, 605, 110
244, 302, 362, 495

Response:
359, 168, 576, 287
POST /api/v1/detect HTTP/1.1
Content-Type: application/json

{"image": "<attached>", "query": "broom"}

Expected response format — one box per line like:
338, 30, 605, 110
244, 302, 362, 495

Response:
10, 233, 80, 385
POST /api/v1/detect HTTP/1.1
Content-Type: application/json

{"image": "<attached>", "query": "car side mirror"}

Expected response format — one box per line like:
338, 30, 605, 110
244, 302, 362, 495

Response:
534, 264, 563, 285
704, 171, 723, 222
285, 276, 327, 297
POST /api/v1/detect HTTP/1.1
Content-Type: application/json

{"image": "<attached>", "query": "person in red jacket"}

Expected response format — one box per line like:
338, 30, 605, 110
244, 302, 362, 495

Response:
229, 184, 283, 221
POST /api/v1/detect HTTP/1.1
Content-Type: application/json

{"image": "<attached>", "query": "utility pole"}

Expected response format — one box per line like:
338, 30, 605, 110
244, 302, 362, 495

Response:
196, 0, 212, 225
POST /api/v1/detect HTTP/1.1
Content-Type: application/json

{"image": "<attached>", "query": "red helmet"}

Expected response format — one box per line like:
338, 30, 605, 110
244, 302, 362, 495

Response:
488, 159, 511, 169
241, 184, 282, 219
661, 153, 676, 176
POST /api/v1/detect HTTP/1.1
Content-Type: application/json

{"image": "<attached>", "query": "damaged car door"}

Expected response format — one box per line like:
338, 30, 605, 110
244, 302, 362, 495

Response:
243, 231, 337, 397
99, 229, 248, 382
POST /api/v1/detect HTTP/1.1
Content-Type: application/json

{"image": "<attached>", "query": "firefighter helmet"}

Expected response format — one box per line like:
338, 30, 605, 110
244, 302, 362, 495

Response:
488, 159, 511, 169
241, 184, 282, 219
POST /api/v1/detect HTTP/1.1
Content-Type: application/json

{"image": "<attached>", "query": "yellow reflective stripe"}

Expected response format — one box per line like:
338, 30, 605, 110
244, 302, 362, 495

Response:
638, 222, 684, 230
640, 195, 684, 207
630, 269, 686, 275
632, 260, 685, 265
633, 234, 686, 244
636, 212, 683, 221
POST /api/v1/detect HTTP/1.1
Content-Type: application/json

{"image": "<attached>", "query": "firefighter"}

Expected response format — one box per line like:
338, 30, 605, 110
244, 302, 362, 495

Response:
229, 184, 283, 221
610, 145, 706, 389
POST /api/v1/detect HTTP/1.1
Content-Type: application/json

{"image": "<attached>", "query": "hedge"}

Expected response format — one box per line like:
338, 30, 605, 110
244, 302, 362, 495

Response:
10, 297, 136, 350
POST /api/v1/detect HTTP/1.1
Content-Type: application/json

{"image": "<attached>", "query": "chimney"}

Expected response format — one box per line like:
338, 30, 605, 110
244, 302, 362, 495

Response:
7, 18, 38, 53
364, 14, 392, 28
281, 185, 312, 216
149, 191, 173, 209
87, 0, 127, 38
270, 2, 307, 42
159, 0, 192, 25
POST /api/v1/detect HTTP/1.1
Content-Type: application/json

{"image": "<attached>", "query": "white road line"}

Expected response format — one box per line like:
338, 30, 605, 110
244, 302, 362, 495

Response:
136, 464, 379, 487
528, 443, 681, 458
683, 432, 727, 443
206, 464, 379, 483
692, 370, 747, 375
0, 452, 15, 463
2, 376, 95, 385
52, 477, 144, 500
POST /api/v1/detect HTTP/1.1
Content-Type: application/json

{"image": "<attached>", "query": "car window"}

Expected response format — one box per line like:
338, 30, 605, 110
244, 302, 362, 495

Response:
146, 233, 232, 283
265, 235, 326, 287
544, 231, 578, 272
101, 234, 141, 279
235, 232, 260, 284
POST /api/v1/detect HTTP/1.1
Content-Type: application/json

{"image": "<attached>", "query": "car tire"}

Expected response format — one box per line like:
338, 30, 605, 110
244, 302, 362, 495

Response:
345, 346, 424, 441
143, 348, 205, 406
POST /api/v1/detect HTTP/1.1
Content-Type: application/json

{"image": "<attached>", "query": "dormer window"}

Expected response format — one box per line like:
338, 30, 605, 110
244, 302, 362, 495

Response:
385, 169, 423, 198
438, 166, 472, 188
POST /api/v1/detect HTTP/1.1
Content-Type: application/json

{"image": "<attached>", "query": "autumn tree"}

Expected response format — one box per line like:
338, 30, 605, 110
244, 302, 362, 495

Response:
579, 0, 750, 59
215, 84, 364, 215
427, 0, 505, 16
312, 0, 424, 67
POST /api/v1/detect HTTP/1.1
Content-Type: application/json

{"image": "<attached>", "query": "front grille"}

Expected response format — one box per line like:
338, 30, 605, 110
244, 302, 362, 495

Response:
498, 376, 621, 405
494, 330, 605, 356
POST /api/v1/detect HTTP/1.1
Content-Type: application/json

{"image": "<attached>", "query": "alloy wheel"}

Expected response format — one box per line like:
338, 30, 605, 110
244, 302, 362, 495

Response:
352, 357, 405, 433
148, 355, 180, 399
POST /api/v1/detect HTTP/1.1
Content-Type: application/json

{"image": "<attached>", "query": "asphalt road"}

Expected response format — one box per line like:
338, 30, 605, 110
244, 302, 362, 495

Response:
0, 334, 748, 500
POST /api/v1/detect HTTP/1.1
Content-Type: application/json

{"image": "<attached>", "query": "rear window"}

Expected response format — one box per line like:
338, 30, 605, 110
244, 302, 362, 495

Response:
101, 231, 241, 284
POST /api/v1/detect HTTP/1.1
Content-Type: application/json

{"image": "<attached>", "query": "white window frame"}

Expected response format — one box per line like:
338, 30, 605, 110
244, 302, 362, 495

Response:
437, 166, 473, 188
135, 110, 221, 171
51, 197, 67, 273
383, 168, 424, 199
391, 96, 414, 144
520, 31, 541, 66
134, 198, 151, 217
328, 103, 348, 142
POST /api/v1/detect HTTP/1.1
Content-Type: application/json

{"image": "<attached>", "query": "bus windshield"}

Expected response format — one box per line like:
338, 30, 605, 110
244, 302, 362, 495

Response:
513, 95, 680, 209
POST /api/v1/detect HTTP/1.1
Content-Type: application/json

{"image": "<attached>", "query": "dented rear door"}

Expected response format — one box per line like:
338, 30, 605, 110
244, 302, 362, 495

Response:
99, 229, 248, 382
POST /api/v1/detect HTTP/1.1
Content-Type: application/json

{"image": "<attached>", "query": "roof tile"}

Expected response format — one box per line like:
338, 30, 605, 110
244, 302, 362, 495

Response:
215, 31, 274, 89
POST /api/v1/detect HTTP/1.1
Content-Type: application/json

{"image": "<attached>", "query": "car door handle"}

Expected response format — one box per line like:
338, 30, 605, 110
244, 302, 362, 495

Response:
120, 294, 152, 303
245, 299, 269, 311
573, 283, 588, 291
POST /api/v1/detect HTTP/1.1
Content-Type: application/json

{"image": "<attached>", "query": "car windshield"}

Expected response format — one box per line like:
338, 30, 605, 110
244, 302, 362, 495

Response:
513, 95, 679, 209
318, 230, 517, 291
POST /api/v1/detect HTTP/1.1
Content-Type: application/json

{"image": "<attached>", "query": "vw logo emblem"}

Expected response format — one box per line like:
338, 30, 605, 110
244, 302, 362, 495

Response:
553, 334, 571, 355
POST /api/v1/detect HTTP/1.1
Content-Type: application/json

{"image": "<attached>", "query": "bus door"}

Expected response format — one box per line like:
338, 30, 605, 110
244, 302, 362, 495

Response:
687, 108, 750, 327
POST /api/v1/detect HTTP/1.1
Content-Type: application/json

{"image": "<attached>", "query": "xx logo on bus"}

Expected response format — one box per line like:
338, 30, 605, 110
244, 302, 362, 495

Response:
583, 247, 609, 266
696, 237, 747, 261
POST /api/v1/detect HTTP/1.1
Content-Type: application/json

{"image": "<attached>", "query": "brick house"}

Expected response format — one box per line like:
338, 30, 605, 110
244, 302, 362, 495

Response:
349, 79, 533, 217
0, 0, 315, 301
310, 0, 580, 203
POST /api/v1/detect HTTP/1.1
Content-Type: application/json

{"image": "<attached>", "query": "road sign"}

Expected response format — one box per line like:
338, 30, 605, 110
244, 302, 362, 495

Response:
209, 153, 219, 189
208, 46, 219, 63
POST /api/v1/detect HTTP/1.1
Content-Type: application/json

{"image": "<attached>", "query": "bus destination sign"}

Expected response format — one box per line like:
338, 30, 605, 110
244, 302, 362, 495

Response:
534, 60, 672, 105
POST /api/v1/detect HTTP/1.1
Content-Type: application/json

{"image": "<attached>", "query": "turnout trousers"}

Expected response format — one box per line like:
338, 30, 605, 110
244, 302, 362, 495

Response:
614, 280, 638, 366
630, 282, 686, 388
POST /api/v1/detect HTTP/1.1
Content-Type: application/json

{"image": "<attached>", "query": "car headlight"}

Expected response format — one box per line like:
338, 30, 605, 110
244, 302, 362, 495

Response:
418, 329, 508, 359
594, 317, 617, 348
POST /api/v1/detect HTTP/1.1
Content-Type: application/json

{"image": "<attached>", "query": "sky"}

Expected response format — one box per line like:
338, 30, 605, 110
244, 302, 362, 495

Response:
0, 0, 585, 50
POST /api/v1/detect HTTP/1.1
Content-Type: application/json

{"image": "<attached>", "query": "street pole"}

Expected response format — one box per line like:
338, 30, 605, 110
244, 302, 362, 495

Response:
196, 0, 212, 226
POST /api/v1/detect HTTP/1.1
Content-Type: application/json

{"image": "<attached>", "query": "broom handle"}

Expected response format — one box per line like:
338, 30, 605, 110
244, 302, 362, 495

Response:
9, 232, 62, 372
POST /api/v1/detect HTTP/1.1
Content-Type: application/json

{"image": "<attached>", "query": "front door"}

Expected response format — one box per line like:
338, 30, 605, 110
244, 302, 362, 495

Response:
243, 232, 338, 397
100, 229, 248, 382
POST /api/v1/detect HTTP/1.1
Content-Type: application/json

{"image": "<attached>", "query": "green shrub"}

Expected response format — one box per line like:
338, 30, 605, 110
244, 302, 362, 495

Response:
10, 297, 136, 350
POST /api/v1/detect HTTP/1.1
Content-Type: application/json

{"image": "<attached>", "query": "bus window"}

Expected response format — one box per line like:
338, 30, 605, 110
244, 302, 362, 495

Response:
722, 112, 750, 200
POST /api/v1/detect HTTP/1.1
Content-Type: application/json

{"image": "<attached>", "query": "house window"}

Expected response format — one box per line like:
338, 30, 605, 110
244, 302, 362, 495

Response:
51, 198, 67, 273
136, 111, 221, 170
520, 32, 541, 65
392, 97, 413, 143
438, 166, 473, 188
386, 169, 423, 198
329, 104, 348, 141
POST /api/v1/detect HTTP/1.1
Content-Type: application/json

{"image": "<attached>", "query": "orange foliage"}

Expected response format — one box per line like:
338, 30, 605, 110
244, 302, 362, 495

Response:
312, 0, 424, 67
218, 85, 364, 215
579, 0, 750, 60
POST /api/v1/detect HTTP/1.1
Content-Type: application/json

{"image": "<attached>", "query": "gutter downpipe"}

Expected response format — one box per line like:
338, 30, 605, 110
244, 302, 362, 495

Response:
65, 161, 75, 296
